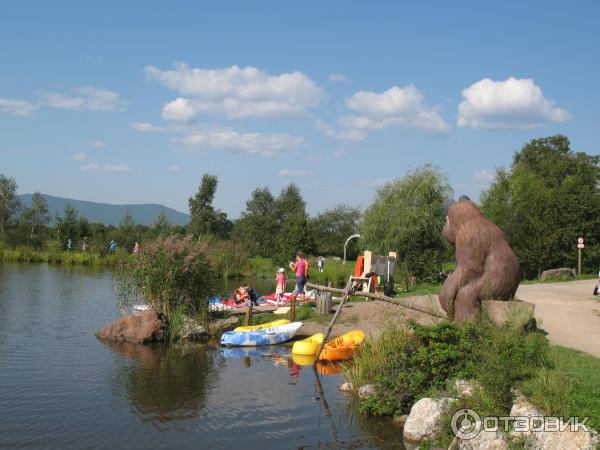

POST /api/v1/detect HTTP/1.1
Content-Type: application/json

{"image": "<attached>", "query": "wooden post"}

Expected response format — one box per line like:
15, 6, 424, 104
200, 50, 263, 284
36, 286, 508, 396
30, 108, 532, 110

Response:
244, 303, 253, 326
578, 247, 582, 275
411, 276, 417, 288
316, 291, 332, 315
290, 294, 296, 321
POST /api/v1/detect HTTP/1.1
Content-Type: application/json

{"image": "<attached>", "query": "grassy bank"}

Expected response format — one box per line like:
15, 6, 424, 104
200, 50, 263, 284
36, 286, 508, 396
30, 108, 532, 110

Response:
342, 319, 600, 445
1, 246, 130, 266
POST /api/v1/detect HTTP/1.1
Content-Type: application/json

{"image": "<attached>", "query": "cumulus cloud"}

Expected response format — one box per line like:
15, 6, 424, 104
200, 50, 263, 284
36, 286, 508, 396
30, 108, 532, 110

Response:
329, 73, 349, 82
338, 85, 449, 136
0, 98, 36, 117
313, 119, 365, 141
81, 163, 129, 172
474, 169, 495, 183
88, 140, 104, 148
44, 86, 126, 111
72, 152, 87, 161
146, 63, 322, 120
176, 124, 303, 157
130, 121, 166, 132
168, 165, 183, 172
276, 169, 316, 177
457, 77, 570, 129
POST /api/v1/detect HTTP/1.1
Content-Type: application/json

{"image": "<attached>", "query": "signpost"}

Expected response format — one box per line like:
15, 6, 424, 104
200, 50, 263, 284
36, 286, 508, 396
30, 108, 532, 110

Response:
577, 237, 584, 275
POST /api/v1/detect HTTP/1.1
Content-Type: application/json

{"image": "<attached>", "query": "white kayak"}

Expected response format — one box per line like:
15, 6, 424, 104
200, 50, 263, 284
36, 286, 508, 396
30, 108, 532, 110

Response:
220, 322, 303, 347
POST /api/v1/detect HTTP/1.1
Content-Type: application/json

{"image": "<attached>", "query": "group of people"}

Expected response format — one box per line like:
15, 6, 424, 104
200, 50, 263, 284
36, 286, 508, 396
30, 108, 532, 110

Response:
233, 285, 259, 306
274, 251, 311, 304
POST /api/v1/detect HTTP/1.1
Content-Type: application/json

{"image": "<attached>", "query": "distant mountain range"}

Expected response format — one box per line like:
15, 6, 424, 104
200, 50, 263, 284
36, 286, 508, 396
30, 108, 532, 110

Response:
18, 194, 189, 226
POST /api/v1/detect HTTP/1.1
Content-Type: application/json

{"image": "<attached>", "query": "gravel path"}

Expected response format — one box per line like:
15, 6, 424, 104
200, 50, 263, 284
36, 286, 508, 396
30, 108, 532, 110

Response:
517, 279, 600, 357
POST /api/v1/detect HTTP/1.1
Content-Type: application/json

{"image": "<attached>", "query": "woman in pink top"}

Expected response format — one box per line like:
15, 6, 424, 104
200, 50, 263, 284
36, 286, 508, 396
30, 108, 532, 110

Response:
289, 251, 308, 298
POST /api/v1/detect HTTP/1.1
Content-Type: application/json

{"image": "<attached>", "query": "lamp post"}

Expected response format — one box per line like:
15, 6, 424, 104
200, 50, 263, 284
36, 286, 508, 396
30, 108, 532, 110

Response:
343, 234, 360, 264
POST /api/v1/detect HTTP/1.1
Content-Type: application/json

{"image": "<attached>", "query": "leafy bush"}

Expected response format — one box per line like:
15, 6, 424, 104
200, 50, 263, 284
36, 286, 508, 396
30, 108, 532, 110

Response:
344, 319, 551, 417
128, 235, 216, 324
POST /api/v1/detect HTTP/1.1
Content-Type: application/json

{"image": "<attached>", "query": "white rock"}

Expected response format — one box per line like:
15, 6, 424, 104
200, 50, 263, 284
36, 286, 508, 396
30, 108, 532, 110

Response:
358, 384, 375, 399
403, 397, 454, 443
339, 382, 353, 392
454, 379, 479, 397
458, 427, 508, 450
510, 391, 599, 449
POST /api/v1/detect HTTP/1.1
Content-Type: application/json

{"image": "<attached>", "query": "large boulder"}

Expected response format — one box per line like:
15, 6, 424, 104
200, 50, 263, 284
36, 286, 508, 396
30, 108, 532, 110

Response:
540, 268, 576, 280
510, 392, 598, 449
403, 397, 454, 443
96, 311, 166, 344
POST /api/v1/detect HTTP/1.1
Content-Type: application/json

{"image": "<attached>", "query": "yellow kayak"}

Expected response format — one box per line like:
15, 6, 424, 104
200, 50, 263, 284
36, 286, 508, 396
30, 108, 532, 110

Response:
292, 333, 324, 355
292, 353, 317, 366
233, 319, 290, 332
318, 330, 365, 361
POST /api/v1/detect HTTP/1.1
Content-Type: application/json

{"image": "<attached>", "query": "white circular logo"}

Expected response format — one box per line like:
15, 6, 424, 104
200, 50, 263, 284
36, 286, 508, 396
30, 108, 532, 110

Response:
451, 408, 481, 440
578, 237, 584, 244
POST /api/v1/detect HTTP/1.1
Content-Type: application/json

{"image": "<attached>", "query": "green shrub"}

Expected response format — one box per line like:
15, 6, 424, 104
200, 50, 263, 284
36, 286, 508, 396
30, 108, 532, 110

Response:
128, 235, 217, 324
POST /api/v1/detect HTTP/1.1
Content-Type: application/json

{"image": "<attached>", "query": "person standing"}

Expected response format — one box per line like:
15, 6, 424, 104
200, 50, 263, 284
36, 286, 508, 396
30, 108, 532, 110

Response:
275, 268, 286, 306
289, 251, 308, 300
317, 256, 324, 273
132, 241, 140, 254
67, 238, 72, 252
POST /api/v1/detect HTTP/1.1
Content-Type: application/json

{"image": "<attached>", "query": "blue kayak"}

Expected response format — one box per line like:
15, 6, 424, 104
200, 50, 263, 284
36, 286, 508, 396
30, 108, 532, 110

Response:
220, 322, 303, 347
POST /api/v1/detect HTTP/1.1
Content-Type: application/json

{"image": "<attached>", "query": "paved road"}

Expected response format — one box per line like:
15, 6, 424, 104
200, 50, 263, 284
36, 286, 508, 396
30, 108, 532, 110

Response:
517, 279, 600, 357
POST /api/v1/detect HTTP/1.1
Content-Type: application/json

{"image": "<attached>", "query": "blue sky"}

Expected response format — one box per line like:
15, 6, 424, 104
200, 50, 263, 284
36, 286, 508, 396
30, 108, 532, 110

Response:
1, 1, 598, 218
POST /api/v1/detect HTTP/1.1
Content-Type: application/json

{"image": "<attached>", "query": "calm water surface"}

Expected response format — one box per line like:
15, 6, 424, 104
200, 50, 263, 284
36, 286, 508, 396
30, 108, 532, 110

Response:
0, 263, 404, 449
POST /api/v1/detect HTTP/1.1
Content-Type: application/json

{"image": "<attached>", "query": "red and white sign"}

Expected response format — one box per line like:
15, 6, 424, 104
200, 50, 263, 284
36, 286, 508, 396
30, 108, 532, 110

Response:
578, 237, 585, 249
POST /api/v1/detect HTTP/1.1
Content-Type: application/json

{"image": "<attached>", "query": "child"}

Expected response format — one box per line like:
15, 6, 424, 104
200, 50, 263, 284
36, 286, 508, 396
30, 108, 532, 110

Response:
276, 268, 286, 306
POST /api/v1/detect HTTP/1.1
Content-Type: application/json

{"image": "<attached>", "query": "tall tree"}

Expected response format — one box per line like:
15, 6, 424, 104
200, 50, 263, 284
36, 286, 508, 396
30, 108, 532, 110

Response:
232, 187, 277, 256
55, 205, 79, 248
481, 135, 600, 277
311, 204, 361, 258
273, 184, 312, 264
0, 174, 21, 246
360, 165, 452, 277
152, 210, 172, 236
22, 191, 50, 243
188, 174, 231, 239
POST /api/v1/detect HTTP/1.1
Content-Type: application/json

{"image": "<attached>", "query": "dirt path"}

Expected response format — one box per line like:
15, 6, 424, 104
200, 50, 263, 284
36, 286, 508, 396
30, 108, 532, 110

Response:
516, 279, 600, 357
299, 299, 441, 341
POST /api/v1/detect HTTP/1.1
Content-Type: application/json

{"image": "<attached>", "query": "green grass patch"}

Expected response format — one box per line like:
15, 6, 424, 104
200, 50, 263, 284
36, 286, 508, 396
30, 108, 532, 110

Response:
520, 273, 597, 284
1, 246, 131, 266
394, 282, 441, 297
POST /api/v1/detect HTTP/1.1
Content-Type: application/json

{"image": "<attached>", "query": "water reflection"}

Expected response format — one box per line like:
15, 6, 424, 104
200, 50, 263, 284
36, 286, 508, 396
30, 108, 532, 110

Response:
103, 340, 219, 423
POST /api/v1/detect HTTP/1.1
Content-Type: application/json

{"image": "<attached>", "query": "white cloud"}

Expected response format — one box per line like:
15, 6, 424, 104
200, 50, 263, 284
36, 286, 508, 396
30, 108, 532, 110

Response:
146, 63, 322, 120
457, 77, 570, 129
0, 98, 36, 117
474, 169, 495, 183
338, 85, 449, 136
313, 119, 365, 141
44, 86, 126, 111
88, 140, 104, 148
130, 121, 166, 132
176, 124, 303, 157
329, 73, 349, 82
72, 152, 87, 161
276, 169, 316, 177
81, 163, 129, 172
168, 165, 183, 172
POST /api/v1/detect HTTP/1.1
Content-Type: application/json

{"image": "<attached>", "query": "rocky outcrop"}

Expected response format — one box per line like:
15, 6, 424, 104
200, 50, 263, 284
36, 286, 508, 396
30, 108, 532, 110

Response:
180, 316, 209, 340
358, 384, 375, 399
96, 311, 166, 344
540, 267, 576, 280
510, 392, 598, 449
403, 397, 454, 443
457, 429, 508, 450
208, 317, 238, 336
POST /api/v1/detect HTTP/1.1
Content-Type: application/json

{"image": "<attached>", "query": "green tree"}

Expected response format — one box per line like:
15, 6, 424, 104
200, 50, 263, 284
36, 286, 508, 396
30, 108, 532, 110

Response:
481, 135, 600, 277
188, 174, 231, 239
310, 204, 361, 257
360, 165, 452, 278
22, 191, 50, 245
232, 187, 277, 256
152, 210, 172, 237
55, 205, 79, 249
273, 184, 312, 264
0, 174, 21, 246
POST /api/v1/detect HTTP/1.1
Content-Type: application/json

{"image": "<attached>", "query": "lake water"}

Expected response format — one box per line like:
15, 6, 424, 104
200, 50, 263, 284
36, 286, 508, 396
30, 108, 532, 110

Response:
0, 263, 405, 449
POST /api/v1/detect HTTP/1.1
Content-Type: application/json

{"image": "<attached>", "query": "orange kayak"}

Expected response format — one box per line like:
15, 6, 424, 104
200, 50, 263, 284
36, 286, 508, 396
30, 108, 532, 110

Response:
318, 330, 365, 361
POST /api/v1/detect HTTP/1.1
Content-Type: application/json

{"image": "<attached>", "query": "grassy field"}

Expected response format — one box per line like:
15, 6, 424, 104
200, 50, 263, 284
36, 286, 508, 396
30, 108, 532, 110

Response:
1, 246, 130, 266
